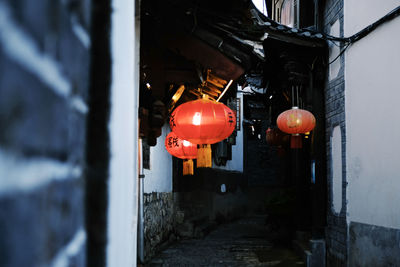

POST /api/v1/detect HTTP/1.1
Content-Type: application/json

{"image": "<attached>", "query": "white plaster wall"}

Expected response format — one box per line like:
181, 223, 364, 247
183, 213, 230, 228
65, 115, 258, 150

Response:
344, 1, 400, 36
144, 124, 173, 193
345, 0, 400, 229
107, 0, 139, 265
328, 19, 341, 80
214, 92, 244, 172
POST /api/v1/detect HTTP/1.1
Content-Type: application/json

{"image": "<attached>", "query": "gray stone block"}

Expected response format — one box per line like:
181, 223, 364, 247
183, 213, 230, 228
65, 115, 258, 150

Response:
0, 53, 70, 159
144, 192, 178, 260
0, 178, 85, 267
67, 110, 87, 164
6, 0, 50, 51
57, 16, 90, 101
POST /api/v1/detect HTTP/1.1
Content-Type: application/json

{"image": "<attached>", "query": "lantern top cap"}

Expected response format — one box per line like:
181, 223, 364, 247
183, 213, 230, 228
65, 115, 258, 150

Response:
201, 94, 216, 102
292, 106, 299, 109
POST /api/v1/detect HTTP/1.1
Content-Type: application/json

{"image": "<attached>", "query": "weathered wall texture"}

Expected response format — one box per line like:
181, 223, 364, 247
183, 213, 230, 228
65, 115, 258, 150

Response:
322, 0, 348, 266
0, 0, 91, 266
344, 0, 400, 265
349, 222, 400, 267
144, 192, 178, 261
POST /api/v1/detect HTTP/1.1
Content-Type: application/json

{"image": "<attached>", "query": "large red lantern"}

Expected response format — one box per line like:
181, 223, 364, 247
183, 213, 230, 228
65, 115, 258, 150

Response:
277, 107, 316, 149
170, 98, 236, 168
170, 98, 236, 144
165, 132, 197, 175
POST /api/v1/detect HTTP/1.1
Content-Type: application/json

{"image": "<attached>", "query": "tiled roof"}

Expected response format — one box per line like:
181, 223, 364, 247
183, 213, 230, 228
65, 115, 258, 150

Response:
210, 8, 327, 49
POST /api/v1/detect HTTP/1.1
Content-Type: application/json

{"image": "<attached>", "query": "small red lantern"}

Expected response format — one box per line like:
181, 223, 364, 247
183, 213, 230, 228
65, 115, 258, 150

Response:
277, 107, 316, 149
165, 132, 197, 175
165, 132, 197, 159
170, 98, 236, 167
277, 107, 316, 134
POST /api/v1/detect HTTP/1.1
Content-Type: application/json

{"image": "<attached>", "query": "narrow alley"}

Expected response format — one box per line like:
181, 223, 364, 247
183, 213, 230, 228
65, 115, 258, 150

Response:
147, 215, 304, 267
1, 0, 400, 266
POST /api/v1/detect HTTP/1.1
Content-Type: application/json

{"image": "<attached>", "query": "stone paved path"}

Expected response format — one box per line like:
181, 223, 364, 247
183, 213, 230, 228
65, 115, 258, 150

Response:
146, 215, 305, 267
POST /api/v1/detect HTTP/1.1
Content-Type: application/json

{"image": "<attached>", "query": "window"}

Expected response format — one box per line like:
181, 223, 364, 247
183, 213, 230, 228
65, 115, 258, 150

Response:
331, 126, 342, 214
281, 0, 294, 27
272, 0, 299, 27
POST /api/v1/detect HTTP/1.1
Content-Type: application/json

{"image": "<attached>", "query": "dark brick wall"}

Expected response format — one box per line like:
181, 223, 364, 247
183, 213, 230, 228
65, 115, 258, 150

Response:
0, 0, 91, 266
322, 0, 348, 266
0, 179, 85, 267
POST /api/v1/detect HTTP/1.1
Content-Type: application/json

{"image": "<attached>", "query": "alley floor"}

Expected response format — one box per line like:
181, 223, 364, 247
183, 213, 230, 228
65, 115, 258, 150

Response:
146, 215, 305, 267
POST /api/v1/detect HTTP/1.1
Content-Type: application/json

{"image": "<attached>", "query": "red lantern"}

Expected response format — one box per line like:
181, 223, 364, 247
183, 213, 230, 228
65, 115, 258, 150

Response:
170, 98, 236, 144
165, 132, 197, 159
165, 132, 197, 175
276, 107, 316, 134
170, 98, 236, 168
277, 107, 316, 149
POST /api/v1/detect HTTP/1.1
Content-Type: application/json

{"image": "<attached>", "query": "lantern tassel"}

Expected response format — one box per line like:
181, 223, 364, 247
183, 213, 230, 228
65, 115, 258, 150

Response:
183, 159, 194, 176
290, 135, 302, 149
197, 144, 212, 168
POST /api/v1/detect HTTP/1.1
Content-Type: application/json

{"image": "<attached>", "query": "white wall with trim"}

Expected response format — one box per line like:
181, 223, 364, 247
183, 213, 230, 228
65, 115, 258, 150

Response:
345, 0, 400, 229
144, 124, 173, 193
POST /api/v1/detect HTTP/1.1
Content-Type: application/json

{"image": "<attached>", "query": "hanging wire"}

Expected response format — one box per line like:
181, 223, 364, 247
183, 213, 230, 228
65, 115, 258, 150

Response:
327, 42, 351, 65
312, 5, 399, 66
323, 5, 400, 44
291, 86, 294, 107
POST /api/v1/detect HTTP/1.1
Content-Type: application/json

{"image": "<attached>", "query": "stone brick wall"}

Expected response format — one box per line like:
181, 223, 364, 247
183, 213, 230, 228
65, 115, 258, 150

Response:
144, 192, 178, 261
0, 0, 91, 266
322, 0, 348, 266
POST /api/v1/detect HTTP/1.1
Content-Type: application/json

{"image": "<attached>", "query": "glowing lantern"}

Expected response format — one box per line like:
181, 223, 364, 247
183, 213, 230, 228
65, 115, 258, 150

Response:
170, 98, 236, 144
277, 107, 316, 149
170, 98, 236, 167
165, 132, 197, 175
277, 107, 316, 134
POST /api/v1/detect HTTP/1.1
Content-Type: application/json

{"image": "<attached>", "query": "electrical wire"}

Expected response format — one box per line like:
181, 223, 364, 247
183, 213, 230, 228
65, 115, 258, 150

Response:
323, 5, 400, 44
322, 5, 400, 65
327, 42, 350, 65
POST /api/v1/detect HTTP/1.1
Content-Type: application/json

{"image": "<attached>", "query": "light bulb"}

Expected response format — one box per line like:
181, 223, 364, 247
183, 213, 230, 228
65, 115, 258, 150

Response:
192, 112, 201, 126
